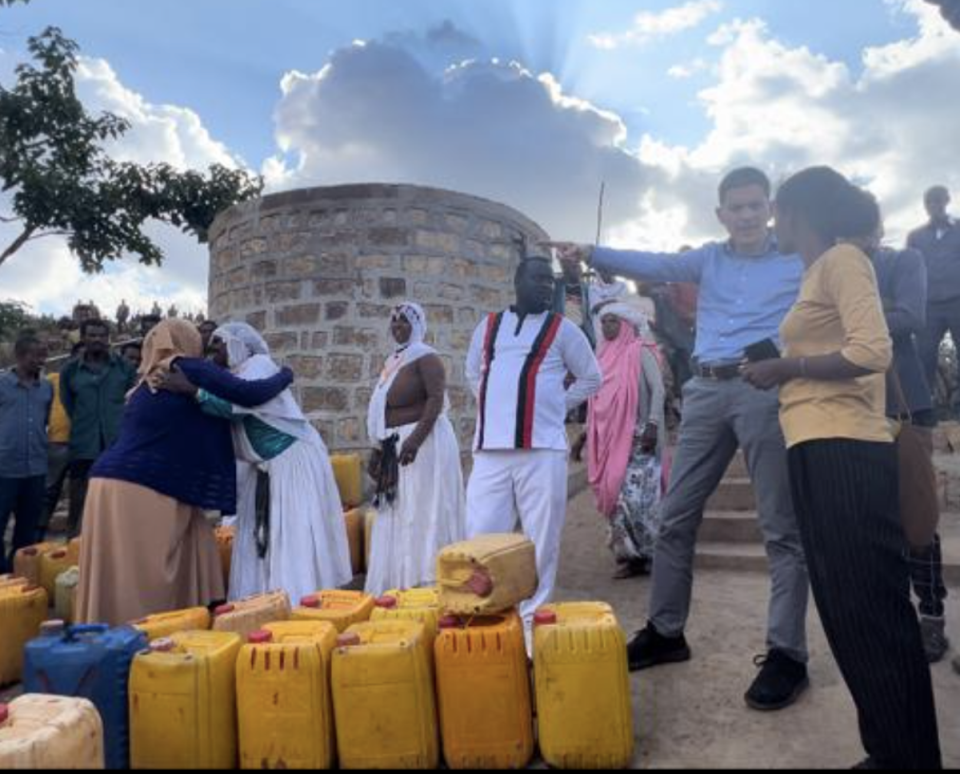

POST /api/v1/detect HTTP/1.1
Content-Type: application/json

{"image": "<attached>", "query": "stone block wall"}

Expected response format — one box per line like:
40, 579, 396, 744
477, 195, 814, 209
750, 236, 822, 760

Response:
208, 184, 550, 453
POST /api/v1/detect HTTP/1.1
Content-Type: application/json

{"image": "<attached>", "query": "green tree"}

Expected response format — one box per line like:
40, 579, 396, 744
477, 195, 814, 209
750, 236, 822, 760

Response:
0, 300, 31, 340
0, 26, 263, 271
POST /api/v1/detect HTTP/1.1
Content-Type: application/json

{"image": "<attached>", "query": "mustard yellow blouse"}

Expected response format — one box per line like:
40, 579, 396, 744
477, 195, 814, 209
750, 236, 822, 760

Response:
779, 244, 893, 449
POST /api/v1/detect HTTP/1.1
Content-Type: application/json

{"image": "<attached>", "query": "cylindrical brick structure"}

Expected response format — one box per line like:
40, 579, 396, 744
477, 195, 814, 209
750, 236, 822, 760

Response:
208, 184, 550, 453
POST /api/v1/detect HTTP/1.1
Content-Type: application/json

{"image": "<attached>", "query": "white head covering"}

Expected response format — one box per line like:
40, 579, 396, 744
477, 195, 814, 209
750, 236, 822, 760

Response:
366, 302, 445, 443
589, 281, 655, 339
214, 322, 270, 370
211, 321, 315, 449
392, 302, 427, 353
597, 300, 653, 339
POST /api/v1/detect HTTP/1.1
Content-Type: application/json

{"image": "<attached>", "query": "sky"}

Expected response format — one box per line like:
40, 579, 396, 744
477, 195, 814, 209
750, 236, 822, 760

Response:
1, 0, 958, 317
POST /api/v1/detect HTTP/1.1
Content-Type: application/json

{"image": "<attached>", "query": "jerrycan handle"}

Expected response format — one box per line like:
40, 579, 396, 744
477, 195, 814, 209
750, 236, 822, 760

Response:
65, 624, 109, 642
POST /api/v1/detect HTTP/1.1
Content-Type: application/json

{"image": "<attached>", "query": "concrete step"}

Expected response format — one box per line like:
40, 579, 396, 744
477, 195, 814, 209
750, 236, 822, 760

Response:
706, 478, 756, 512
697, 528, 960, 586
700, 511, 764, 544
695, 542, 768, 573
724, 452, 749, 479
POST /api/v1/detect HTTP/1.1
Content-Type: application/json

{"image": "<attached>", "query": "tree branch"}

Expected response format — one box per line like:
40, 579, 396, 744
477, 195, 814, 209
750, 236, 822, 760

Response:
0, 226, 36, 268
25, 230, 71, 242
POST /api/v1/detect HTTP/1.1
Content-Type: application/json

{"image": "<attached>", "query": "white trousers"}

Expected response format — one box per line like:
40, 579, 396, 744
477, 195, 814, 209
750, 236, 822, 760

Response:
466, 450, 569, 626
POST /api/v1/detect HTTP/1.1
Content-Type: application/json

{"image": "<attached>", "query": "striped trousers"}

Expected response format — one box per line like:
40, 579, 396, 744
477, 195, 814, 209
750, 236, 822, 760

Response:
788, 439, 941, 770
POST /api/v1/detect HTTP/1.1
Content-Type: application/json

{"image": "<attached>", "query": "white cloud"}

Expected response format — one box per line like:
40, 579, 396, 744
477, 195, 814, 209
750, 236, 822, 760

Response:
0, 55, 245, 316
266, 7, 960, 255
667, 58, 710, 79
644, 6, 960, 244
590, 0, 724, 50
266, 40, 660, 243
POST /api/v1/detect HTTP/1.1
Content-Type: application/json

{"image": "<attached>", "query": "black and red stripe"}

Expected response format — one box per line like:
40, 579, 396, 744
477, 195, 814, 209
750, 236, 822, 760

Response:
515, 313, 562, 449
476, 312, 504, 451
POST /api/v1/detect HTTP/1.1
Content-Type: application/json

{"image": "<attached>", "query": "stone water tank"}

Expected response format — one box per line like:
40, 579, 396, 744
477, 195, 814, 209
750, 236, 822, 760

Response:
208, 184, 550, 453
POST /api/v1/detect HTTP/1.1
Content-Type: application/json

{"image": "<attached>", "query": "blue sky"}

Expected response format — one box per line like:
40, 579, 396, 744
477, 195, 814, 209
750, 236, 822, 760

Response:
1, 0, 958, 315
3, 0, 919, 161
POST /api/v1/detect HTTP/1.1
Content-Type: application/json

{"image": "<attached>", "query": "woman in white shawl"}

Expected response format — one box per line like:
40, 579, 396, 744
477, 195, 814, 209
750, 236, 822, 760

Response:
365, 302, 466, 595
164, 322, 353, 602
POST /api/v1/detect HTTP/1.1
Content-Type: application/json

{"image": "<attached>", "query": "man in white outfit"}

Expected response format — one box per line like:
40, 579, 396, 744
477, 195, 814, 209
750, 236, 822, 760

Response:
465, 257, 602, 633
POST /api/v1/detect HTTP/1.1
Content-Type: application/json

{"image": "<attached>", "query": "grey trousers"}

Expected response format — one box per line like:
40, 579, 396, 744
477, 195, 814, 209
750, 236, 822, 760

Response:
649, 378, 810, 663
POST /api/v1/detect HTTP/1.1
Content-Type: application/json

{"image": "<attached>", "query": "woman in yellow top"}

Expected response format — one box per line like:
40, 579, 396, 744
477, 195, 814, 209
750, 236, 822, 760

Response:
743, 167, 940, 770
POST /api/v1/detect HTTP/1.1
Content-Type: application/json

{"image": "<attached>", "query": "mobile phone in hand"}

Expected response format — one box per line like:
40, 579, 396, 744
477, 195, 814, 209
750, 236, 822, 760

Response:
744, 339, 781, 362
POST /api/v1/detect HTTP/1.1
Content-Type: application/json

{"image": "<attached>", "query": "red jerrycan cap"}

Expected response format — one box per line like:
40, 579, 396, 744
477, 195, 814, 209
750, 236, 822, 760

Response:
248, 630, 273, 645
50, 550, 68, 560
375, 596, 398, 610
0, 704, 9, 725
438, 615, 460, 630
465, 570, 494, 598
337, 632, 362, 648
214, 604, 235, 616
533, 610, 558, 627
22, 547, 39, 557
150, 638, 176, 653
300, 595, 321, 609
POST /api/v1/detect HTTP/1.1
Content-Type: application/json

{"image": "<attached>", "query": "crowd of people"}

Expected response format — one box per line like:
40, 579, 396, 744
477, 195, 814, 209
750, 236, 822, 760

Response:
0, 165, 958, 769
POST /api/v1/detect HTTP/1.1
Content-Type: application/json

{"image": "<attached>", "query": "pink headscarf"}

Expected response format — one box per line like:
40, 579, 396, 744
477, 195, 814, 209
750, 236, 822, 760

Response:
587, 312, 659, 518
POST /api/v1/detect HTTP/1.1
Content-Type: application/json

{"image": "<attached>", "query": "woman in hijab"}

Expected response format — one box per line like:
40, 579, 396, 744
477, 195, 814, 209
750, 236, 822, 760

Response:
76, 320, 293, 626
365, 302, 466, 595
163, 322, 352, 602
574, 295, 667, 579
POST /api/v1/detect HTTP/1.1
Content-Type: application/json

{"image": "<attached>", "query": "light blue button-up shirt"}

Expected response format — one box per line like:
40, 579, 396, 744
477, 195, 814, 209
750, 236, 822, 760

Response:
592, 240, 804, 365
0, 369, 53, 479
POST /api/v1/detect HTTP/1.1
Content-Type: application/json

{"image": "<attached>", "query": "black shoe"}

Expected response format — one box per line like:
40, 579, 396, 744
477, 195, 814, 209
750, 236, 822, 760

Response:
626, 623, 691, 672
919, 616, 950, 664
852, 758, 880, 770
613, 559, 651, 580
744, 650, 810, 711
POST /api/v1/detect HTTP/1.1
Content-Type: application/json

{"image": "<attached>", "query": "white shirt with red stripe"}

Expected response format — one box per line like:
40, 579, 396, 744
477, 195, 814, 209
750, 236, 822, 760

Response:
466, 309, 602, 452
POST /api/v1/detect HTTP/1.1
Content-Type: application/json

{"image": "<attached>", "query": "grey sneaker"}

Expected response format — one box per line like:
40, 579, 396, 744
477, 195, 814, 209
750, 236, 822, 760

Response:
920, 616, 950, 664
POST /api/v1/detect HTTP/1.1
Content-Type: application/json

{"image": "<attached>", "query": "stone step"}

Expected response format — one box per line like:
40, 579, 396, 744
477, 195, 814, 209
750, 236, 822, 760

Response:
700, 512, 764, 544
697, 530, 960, 586
706, 478, 756, 512
724, 452, 749, 479
695, 542, 768, 573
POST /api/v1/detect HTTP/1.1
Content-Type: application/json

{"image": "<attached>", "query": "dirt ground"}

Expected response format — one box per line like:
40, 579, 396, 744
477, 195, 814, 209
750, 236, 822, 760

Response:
555, 488, 960, 769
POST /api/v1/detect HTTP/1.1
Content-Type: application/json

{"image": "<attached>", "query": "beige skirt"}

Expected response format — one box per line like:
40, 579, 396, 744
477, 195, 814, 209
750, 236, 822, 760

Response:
77, 479, 225, 627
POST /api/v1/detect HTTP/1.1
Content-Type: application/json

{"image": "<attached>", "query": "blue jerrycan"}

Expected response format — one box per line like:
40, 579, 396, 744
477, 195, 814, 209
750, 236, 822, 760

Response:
23, 621, 148, 770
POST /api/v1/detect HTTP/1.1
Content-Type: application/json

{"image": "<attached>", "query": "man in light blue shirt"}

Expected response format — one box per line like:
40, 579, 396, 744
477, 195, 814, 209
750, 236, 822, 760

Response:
0, 332, 53, 572
550, 167, 810, 712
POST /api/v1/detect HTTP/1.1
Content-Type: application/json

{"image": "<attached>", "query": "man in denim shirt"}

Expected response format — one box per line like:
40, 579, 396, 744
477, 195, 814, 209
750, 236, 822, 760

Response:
550, 167, 810, 712
0, 333, 53, 572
